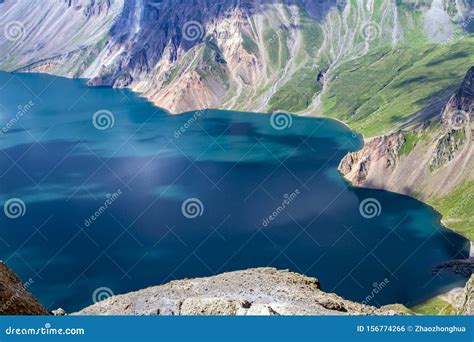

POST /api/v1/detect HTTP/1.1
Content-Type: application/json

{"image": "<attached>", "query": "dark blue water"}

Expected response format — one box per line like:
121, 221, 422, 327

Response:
0, 72, 470, 312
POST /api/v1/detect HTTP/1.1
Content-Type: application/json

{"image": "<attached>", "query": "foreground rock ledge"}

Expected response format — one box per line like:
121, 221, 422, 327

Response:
76, 268, 406, 316
0, 262, 48, 315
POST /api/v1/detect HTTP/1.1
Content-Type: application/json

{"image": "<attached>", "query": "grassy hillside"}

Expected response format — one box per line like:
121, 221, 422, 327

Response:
430, 181, 474, 240
322, 36, 474, 137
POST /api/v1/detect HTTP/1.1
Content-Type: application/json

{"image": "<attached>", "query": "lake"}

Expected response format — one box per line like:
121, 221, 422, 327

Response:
0, 71, 470, 312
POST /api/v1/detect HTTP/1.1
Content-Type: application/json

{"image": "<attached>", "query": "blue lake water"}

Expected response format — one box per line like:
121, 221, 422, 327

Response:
0, 71, 470, 312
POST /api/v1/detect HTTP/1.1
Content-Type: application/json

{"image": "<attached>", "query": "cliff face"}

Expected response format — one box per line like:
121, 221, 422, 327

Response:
75, 268, 406, 316
0, 262, 48, 315
339, 67, 474, 238
455, 274, 474, 315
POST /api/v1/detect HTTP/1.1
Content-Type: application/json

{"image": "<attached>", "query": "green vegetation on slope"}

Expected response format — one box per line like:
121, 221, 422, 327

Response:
322, 36, 474, 137
242, 33, 258, 55
398, 132, 420, 156
396, 3, 429, 46
196, 36, 230, 87
263, 25, 290, 70
430, 181, 474, 240
267, 66, 322, 113
265, 7, 325, 113
411, 296, 455, 315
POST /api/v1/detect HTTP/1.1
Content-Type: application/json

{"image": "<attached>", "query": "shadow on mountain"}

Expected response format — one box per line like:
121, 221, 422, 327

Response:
97, 0, 338, 85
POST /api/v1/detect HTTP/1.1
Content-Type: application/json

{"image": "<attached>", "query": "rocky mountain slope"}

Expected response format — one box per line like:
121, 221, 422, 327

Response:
75, 268, 407, 315
0, 0, 473, 314
0, 0, 473, 116
456, 274, 474, 314
0, 262, 48, 315
339, 67, 473, 239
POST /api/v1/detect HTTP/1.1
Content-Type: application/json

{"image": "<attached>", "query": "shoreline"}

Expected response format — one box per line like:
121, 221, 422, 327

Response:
3, 70, 471, 312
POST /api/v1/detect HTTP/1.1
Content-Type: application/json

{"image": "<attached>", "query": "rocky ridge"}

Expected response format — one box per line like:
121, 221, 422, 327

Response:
2, 262, 473, 316
75, 268, 406, 316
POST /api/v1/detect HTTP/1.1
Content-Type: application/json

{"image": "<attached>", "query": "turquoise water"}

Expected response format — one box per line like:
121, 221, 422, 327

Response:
0, 72, 470, 312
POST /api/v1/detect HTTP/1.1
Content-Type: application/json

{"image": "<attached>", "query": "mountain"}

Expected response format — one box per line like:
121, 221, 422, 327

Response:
0, 0, 473, 314
0, 0, 472, 117
340, 67, 473, 239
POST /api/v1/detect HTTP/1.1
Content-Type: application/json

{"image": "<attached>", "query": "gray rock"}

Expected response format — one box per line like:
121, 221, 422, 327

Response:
74, 268, 408, 316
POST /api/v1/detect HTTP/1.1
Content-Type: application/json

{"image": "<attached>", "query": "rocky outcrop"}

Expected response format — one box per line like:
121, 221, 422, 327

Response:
2, 263, 473, 316
0, 262, 48, 315
339, 67, 473, 203
430, 129, 467, 170
338, 132, 405, 186
454, 274, 474, 315
75, 268, 406, 316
